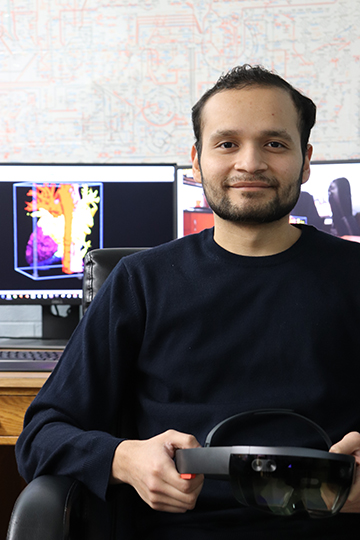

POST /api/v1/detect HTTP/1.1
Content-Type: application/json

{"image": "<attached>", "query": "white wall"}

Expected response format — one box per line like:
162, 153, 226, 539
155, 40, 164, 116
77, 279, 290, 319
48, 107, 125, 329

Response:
0, 306, 42, 339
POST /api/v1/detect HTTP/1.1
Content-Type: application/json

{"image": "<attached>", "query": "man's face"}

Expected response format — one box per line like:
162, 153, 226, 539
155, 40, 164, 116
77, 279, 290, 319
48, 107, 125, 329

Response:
191, 86, 312, 225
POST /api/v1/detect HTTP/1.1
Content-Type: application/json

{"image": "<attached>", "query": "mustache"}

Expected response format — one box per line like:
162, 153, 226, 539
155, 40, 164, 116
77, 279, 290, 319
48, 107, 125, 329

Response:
223, 174, 279, 187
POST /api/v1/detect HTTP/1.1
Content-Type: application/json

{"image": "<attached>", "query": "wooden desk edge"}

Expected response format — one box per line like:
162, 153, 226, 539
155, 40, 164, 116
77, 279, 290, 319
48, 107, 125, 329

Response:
0, 372, 50, 389
0, 436, 19, 445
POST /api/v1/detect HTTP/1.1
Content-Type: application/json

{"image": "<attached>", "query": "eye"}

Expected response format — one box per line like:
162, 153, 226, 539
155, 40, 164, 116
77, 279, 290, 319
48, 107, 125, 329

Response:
267, 141, 285, 149
220, 141, 236, 149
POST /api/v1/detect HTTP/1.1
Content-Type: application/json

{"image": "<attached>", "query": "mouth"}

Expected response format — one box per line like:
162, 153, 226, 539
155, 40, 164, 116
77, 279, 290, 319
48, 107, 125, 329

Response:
224, 174, 278, 191
227, 182, 274, 191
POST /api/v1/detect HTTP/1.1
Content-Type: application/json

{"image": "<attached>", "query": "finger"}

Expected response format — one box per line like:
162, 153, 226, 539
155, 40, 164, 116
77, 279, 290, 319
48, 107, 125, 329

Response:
135, 442, 204, 511
156, 465, 204, 500
152, 467, 204, 504
143, 474, 204, 512
169, 473, 204, 497
330, 432, 360, 511
344, 464, 360, 506
147, 499, 196, 513
163, 430, 202, 458
114, 430, 204, 513
330, 432, 360, 462
158, 430, 204, 489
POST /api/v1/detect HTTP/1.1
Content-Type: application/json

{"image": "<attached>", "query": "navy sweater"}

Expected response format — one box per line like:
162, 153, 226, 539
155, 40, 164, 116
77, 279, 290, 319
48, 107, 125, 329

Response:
16, 226, 360, 536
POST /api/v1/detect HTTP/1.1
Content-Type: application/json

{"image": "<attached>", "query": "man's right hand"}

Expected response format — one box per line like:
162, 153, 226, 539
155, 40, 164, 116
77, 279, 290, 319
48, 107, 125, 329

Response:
111, 430, 204, 513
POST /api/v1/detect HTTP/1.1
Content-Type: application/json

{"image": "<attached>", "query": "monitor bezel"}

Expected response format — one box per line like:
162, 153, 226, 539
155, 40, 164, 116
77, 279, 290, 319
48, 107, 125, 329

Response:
0, 162, 177, 308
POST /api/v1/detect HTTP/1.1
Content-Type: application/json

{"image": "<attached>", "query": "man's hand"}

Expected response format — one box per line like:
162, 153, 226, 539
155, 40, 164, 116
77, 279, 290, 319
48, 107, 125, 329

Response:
111, 430, 204, 513
330, 431, 360, 513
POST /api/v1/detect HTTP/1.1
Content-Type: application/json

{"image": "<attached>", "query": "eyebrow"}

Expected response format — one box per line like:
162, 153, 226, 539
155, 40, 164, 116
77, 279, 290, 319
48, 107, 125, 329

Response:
210, 128, 295, 143
261, 129, 294, 143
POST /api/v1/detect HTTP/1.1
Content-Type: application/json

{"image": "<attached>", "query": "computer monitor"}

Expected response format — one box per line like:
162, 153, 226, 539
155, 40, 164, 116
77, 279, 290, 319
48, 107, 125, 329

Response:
291, 160, 360, 242
177, 161, 360, 243
176, 166, 214, 238
0, 163, 176, 339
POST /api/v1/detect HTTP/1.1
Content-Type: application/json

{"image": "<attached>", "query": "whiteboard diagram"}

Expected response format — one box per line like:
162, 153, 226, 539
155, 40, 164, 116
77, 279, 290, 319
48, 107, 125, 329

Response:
0, 0, 359, 164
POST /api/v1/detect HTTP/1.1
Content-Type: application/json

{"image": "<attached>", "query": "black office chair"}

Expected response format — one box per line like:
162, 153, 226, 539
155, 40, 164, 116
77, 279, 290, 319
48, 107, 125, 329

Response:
7, 247, 147, 540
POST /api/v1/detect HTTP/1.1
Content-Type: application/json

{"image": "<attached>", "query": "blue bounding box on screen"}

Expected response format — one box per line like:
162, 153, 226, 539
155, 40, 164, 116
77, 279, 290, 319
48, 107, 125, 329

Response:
13, 182, 103, 281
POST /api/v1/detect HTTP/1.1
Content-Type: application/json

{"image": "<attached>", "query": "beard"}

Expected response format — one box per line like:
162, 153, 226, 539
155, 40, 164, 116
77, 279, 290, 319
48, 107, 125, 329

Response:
200, 167, 303, 225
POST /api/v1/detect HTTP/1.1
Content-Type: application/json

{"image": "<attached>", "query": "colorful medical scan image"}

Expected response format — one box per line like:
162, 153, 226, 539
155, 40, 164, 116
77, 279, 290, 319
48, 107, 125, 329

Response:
14, 182, 102, 280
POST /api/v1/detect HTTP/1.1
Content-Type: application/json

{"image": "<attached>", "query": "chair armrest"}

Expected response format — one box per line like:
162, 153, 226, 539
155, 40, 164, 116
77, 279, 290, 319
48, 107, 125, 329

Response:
7, 476, 81, 540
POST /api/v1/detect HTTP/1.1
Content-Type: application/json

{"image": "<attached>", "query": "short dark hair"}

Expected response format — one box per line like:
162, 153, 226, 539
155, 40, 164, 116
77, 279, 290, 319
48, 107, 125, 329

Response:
192, 64, 316, 158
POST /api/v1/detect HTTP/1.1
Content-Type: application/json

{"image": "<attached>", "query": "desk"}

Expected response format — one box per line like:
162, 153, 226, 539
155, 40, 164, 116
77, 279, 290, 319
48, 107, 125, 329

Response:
0, 372, 49, 539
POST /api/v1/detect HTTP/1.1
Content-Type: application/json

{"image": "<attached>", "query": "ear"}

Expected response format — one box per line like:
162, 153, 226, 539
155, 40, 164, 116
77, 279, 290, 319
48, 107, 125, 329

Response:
301, 144, 313, 185
191, 145, 202, 183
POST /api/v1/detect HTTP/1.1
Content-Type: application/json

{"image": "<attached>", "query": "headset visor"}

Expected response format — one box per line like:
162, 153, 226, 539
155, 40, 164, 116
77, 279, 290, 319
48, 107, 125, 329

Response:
230, 452, 354, 517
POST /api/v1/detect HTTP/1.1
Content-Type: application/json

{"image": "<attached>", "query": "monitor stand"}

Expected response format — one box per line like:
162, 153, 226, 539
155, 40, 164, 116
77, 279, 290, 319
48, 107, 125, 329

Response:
42, 305, 80, 341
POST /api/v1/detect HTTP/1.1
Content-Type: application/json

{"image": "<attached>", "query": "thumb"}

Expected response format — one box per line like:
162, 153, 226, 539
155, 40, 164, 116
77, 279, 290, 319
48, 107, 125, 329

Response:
161, 430, 202, 459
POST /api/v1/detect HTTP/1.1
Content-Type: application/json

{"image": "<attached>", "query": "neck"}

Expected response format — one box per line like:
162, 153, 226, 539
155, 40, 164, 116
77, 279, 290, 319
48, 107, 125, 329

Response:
213, 216, 302, 257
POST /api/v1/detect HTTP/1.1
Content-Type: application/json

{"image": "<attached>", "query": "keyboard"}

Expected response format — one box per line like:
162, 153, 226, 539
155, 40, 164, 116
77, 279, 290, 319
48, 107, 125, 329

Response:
0, 348, 63, 372
0, 338, 66, 371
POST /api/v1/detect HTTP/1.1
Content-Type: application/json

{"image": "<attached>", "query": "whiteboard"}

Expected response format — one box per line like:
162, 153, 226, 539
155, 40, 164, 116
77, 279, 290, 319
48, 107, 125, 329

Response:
0, 0, 359, 164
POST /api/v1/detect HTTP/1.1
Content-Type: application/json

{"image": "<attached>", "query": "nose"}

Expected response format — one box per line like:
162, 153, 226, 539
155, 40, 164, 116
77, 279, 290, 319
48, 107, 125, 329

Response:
233, 144, 267, 174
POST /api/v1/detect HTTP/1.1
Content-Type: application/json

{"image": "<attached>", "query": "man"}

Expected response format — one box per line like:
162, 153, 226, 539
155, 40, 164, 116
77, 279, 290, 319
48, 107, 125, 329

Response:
16, 65, 360, 538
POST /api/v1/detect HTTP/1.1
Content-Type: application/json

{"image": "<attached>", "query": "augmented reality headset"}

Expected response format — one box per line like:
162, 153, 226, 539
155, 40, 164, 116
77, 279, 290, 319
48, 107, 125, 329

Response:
176, 410, 355, 518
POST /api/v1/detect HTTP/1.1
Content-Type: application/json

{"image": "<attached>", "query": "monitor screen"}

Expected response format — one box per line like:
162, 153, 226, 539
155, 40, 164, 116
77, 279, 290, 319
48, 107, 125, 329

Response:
291, 160, 360, 243
176, 166, 214, 238
177, 161, 360, 243
0, 163, 176, 339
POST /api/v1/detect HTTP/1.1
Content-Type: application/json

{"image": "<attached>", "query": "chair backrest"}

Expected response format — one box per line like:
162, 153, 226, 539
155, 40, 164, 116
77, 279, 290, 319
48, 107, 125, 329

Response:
81, 247, 148, 537
82, 247, 148, 313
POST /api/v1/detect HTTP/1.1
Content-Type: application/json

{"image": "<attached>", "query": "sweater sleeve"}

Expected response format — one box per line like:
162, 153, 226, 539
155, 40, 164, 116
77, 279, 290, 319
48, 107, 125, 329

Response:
15, 260, 145, 501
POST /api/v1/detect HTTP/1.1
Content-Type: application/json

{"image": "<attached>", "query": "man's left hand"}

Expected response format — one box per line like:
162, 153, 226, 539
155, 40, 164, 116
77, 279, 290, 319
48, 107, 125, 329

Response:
330, 431, 360, 512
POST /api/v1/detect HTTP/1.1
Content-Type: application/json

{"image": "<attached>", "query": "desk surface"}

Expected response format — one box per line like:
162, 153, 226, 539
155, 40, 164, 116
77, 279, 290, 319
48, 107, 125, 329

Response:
0, 372, 50, 388
0, 372, 50, 445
